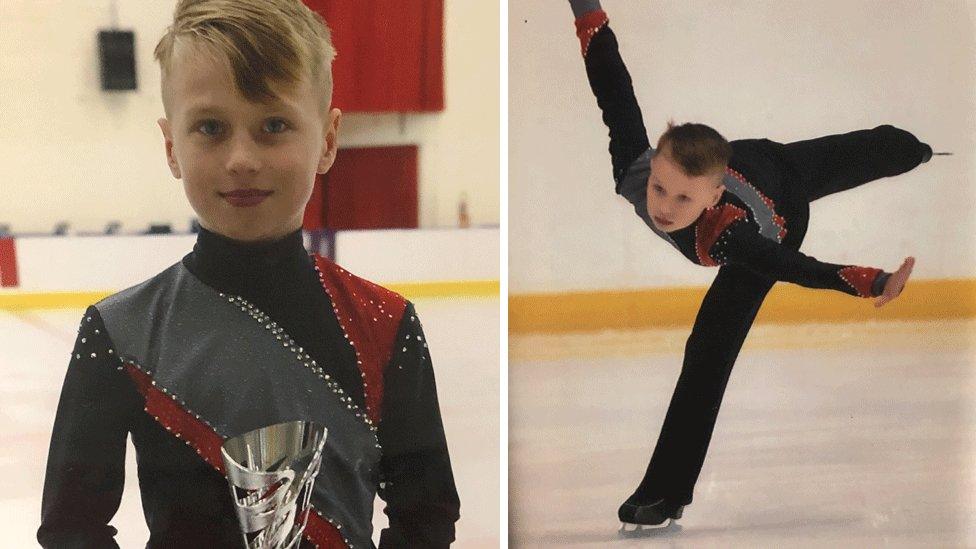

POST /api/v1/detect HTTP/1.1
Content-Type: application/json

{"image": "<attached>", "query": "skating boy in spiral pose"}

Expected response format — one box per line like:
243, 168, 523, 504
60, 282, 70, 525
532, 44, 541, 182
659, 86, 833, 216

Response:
38, 1, 459, 547
569, 0, 934, 530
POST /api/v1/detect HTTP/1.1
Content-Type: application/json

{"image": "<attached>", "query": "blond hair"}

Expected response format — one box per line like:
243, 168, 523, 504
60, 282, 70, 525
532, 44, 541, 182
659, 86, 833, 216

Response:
656, 121, 732, 179
154, 0, 336, 115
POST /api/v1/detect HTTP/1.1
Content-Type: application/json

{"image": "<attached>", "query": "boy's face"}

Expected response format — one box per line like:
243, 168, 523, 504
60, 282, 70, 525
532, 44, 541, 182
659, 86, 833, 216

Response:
647, 150, 725, 232
157, 42, 341, 242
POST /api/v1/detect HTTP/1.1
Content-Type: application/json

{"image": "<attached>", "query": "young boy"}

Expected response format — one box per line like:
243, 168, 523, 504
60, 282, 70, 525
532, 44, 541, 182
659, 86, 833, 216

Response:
569, 0, 932, 530
37, 1, 459, 547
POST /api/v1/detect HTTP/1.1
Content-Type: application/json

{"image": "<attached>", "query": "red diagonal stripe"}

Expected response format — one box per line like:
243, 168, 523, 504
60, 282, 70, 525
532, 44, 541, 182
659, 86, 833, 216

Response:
305, 509, 349, 549
123, 362, 347, 548
314, 255, 406, 424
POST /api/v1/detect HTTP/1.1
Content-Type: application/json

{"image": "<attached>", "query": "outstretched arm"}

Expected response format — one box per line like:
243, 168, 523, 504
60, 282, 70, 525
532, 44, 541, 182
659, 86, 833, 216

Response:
718, 221, 897, 299
571, 0, 653, 207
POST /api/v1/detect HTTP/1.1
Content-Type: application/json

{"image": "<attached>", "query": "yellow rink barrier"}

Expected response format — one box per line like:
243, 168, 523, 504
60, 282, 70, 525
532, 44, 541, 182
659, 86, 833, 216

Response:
0, 280, 499, 311
510, 278, 976, 334
386, 280, 499, 299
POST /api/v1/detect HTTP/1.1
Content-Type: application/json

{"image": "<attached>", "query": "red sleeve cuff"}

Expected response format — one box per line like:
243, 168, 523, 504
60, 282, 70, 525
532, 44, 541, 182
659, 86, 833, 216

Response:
574, 10, 609, 56
838, 266, 883, 298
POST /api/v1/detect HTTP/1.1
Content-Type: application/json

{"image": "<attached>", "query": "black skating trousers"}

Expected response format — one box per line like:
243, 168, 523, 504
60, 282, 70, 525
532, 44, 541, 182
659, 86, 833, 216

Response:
634, 127, 921, 505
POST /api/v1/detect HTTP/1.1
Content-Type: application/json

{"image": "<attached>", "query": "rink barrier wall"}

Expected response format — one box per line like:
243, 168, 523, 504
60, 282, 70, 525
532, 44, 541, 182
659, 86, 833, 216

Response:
0, 280, 499, 311
509, 278, 976, 333
0, 229, 499, 308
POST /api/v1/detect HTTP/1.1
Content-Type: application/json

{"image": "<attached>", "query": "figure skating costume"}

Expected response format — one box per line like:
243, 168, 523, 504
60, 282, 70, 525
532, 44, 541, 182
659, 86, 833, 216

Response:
38, 228, 460, 548
570, 0, 932, 529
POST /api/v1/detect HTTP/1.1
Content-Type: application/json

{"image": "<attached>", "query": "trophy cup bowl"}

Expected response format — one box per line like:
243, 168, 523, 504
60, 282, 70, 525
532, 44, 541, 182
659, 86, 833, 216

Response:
220, 421, 328, 549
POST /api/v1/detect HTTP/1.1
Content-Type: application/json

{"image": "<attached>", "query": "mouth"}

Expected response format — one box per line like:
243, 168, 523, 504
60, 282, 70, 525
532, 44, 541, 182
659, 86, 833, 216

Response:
220, 189, 274, 198
220, 189, 273, 207
653, 216, 673, 226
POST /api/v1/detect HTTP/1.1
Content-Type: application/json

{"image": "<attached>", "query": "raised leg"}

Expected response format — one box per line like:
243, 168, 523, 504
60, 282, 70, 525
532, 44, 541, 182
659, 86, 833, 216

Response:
776, 125, 931, 202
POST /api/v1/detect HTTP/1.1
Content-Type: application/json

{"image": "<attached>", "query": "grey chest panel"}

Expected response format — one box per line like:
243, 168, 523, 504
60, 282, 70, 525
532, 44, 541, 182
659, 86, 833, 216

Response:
96, 262, 379, 548
721, 169, 784, 243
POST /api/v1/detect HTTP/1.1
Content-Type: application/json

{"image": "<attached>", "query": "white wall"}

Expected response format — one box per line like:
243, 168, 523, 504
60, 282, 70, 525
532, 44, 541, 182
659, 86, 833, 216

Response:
1, 227, 498, 293
334, 227, 498, 284
0, 0, 498, 233
510, 0, 976, 293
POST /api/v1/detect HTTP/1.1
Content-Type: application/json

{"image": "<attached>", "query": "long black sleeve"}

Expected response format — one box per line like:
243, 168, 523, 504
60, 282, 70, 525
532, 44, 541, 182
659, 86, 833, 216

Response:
376, 303, 460, 548
574, 2, 652, 191
719, 222, 887, 298
38, 306, 137, 548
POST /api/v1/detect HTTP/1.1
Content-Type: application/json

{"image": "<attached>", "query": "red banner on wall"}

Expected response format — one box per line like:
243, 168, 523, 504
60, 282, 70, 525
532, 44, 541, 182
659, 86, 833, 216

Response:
0, 237, 19, 287
302, 0, 444, 112
323, 145, 419, 230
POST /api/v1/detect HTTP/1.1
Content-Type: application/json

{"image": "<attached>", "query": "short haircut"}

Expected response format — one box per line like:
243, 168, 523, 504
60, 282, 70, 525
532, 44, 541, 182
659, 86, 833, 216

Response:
655, 121, 732, 178
154, 0, 336, 115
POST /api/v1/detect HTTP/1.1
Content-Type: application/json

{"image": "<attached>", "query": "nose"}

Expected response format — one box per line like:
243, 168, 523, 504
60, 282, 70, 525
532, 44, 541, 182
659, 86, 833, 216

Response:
225, 134, 261, 175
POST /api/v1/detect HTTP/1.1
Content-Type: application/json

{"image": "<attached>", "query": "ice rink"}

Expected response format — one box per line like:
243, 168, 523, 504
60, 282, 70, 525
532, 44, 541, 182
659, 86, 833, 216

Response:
1, 296, 499, 548
510, 320, 976, 548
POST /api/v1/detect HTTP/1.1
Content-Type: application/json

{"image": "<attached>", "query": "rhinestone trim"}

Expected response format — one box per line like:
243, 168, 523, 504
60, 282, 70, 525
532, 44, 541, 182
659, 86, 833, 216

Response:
838, 266, 881, 298
695, 203, 747, 267
218, 291, 379, 438
575, 10, 609, 56
726, 167, 788, 242
122, 360, 221, 465
311, 261, 373, 415
308, 507, 355, 549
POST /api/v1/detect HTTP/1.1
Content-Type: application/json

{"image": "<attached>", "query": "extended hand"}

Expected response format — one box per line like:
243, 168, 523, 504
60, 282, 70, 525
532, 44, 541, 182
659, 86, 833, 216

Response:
874, 257, 915, 308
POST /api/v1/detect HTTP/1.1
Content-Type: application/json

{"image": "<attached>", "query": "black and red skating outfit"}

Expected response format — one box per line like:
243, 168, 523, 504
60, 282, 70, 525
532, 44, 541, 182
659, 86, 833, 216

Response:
38, 227, 460, 548
572, 1, 932, 517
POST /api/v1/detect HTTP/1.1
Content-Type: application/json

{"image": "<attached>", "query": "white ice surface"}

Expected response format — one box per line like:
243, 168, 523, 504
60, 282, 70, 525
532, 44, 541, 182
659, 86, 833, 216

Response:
510, 320, 976, 548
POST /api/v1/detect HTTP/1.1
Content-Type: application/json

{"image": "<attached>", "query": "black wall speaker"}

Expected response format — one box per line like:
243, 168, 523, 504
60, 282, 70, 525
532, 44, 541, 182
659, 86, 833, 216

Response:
98, 30, 137, 91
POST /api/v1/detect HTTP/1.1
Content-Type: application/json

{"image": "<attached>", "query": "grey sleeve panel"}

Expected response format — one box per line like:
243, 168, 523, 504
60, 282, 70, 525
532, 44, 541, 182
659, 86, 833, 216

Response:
617, 147, 652, 204
615, 147, 681, 249
617, 146, 653, 221
570, 0, 602, 18
721, 171, 784, 243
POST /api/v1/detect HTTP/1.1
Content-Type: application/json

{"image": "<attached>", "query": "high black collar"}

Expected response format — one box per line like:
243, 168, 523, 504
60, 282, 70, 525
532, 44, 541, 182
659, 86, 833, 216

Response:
183, 226, 314, 296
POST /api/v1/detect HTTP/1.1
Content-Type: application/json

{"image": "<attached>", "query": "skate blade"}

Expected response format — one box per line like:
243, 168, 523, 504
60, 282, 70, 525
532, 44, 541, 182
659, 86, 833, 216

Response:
618, 519, 673, 536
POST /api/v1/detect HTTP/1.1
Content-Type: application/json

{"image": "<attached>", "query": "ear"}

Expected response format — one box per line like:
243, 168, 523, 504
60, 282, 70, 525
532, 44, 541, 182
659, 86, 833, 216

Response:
317, 108, 342, 174
157, 118, 182, 179
711, 183, 726, 207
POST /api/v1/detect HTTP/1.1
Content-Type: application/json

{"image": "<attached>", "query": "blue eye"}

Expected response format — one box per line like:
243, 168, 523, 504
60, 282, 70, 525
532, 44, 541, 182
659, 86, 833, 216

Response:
264, 118, 289, 133
197, 120, 221, 136
652, 185, 664, 195
678, 195, 690, 202
194, 119, 289, 136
